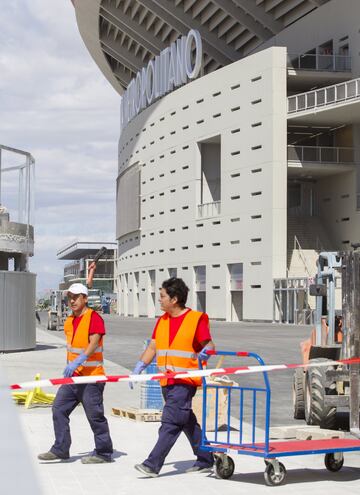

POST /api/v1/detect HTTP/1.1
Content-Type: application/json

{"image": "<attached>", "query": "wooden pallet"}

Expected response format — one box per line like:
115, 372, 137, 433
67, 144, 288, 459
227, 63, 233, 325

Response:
112, 407, 162, 422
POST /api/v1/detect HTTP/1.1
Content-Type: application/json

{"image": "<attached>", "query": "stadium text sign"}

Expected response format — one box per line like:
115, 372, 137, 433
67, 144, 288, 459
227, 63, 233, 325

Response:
120, 29, 202, 131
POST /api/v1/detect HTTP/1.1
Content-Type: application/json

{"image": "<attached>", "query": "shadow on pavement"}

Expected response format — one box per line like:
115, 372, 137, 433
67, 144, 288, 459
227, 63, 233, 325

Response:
35, 343, 65, 351
228, 466, 360, 485
39, 450, 127, 464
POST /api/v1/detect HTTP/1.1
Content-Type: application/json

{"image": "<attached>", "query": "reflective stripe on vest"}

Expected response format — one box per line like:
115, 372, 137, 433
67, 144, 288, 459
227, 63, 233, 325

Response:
64, 308, 105, 377
66, 360, 104, 367
157, 365, 196, 373
155, 310, 203, 387
67, 345, 103, 354
156, 349, 197, 359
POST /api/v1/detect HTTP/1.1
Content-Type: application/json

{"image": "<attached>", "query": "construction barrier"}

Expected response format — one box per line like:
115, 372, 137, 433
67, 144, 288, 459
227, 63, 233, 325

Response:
12, 373, 55, 408
8, 356, 360, 391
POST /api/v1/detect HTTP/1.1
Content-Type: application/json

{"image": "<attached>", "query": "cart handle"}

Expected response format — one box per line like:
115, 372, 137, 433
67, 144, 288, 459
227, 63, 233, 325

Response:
206, 350, 249, 357
205, 349, 266, 366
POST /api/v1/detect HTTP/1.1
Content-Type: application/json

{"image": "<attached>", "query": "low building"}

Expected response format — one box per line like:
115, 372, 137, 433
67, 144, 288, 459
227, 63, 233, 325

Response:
57, 241, 117, 293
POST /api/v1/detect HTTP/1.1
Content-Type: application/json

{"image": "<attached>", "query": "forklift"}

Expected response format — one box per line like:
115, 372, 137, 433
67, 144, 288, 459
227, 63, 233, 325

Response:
293, 247, 360, 436
47, 289, 67, 331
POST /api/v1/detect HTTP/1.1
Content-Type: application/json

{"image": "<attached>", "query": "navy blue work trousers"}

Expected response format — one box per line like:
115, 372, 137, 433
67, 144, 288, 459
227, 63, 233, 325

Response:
143, 384, 213, 473
50, 383, 113, 460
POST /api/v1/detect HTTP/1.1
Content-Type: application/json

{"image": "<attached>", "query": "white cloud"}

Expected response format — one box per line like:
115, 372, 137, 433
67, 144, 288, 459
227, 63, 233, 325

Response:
0, 0, 120, 293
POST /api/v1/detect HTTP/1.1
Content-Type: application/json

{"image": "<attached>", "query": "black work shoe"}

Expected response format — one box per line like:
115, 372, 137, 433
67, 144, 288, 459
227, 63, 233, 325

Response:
185, 465, 213, 473
81, 455, 112, 464
134, 463, 159, 478
38, 451, 69, 461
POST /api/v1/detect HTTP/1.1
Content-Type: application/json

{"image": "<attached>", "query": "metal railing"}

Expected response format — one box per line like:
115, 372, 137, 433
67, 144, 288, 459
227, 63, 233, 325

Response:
293, 235, 312, 278
273, 277, 314, 324
197, 201, 221, 218
288, 145, 354, 163
288, 53, 351, 72
288, 77, 360, 113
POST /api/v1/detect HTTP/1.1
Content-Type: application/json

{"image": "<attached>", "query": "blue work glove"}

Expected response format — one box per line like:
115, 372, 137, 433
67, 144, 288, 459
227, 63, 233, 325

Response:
63, 353, 87, 377
129, 360, 147, 390
198, 346, 212, 362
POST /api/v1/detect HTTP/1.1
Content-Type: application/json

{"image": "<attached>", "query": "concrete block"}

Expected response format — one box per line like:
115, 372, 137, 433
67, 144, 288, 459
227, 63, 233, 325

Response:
296, 427, 345, 440
270, 425, 300, 439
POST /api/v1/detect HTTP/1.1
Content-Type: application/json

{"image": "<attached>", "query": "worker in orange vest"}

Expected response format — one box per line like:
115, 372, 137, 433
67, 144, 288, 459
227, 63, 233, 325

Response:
132, 277, 215, 477
38, 278, 113, 464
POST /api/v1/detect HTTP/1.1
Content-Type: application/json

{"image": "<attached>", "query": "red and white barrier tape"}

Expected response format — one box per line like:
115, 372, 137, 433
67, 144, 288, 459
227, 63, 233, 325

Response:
9, 357, 360, 391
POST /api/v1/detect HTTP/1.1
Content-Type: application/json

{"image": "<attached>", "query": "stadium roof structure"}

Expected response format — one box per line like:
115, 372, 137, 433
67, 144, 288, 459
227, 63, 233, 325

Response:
73, 0, 329, 94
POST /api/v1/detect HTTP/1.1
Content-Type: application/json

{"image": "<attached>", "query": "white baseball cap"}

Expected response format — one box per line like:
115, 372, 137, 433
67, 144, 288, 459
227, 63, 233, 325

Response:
66, 283, 88, 296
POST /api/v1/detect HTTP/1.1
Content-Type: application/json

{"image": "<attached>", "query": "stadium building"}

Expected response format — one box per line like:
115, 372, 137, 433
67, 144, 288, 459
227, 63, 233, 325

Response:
73, 0, 360, 322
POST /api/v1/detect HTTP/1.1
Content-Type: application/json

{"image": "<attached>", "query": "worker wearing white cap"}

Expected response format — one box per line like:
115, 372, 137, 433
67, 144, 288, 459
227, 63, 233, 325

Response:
38, 279, 113, 464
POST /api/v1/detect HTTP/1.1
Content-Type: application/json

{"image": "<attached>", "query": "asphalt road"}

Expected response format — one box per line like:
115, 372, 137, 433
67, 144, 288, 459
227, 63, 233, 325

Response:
38, 312, 311, 427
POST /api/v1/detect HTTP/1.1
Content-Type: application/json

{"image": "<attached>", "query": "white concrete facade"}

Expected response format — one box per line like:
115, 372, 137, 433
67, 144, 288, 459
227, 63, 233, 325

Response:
117, 47, 288, 321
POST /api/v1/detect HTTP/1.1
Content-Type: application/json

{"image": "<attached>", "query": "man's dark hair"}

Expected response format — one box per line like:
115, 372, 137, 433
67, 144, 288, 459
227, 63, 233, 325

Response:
162, 277, 189, 308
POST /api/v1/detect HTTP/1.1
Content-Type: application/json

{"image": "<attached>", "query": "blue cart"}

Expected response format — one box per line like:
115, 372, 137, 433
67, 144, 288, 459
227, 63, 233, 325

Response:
200, 350, 360, 486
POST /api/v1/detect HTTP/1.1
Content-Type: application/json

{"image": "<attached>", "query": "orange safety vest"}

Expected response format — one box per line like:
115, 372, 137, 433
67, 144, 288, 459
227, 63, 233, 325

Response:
156, 310, 203, 387
64, 308, 104, 376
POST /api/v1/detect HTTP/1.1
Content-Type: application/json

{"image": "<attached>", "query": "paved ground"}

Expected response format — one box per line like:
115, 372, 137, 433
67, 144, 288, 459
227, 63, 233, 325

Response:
1, 324, 360, 495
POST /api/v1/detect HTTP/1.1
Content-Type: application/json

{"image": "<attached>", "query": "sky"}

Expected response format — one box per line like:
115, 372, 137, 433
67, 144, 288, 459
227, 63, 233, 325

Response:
0, 1, 120, 294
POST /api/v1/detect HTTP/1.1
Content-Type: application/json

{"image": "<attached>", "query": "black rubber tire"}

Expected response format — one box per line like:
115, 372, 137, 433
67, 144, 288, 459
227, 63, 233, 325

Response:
264, 462, 286, 486
293, 368, 305, 419
324, 453, 344, 472
304, 358, 337, 429
215, 456, 235, 479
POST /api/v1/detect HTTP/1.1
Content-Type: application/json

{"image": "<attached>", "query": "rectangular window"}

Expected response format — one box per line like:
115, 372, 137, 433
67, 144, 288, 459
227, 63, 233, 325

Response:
228, 263, 243, 290
168, 267, 177, 277
199, 135, 221, 205
194, 265, 206, 312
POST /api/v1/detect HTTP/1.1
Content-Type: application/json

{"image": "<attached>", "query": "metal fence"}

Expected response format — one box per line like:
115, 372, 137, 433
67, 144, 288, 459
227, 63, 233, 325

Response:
288, 145, 354, 163
287, 53, 351, 72
273, 277, 314, 325
197, 201, 221, 218
288, 78, 360, 113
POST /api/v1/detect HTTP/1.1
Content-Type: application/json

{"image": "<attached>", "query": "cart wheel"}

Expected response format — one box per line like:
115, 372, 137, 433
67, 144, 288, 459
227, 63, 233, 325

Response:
215, 455, 235, 479
324, 453, 344, 472
264, 462, 286, 486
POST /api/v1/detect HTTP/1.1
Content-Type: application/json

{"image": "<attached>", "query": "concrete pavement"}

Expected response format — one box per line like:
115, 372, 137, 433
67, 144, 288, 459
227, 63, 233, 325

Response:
1, 327, 360, 495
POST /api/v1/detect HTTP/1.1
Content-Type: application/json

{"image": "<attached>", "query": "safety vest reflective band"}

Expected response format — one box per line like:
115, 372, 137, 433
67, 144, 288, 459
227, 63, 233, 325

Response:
157, 349, 197, 359
64, 308, 105, 376
67, 345, 103, 354
155, 310, 203, 387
